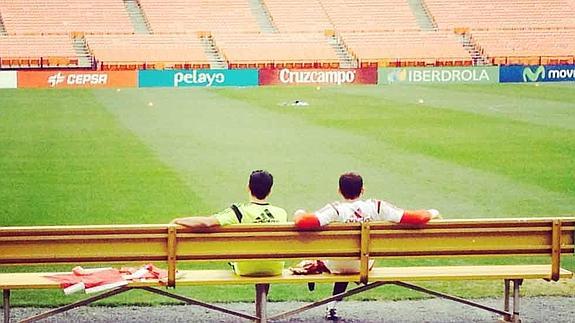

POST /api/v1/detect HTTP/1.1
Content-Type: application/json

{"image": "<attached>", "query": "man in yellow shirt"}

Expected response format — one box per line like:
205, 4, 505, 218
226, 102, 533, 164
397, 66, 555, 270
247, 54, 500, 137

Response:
171, 169, 287, 276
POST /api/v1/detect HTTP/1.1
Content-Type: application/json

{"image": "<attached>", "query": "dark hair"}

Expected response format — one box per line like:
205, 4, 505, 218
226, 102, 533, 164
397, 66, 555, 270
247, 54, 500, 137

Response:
339, 172, 363, 200
249, 170, 273, 200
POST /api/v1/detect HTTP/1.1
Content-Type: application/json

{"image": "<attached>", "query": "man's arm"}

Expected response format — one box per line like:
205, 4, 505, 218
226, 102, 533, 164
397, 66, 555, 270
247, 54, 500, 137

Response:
294, 211, 321, 230
295, 208, 441, 229
293, 205, 338, 230
170, 216, 221, 229
400, 209, 441, 225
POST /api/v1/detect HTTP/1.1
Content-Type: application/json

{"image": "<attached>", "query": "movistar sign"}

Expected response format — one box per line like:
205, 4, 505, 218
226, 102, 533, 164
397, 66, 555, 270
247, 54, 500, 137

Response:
501, 65, 575, 83
523, 66, 545, 82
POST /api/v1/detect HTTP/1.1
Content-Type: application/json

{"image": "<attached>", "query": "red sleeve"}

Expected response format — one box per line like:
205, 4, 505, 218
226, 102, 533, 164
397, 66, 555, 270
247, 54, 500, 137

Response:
399, 210, 432, 225
294, 213, 321, 230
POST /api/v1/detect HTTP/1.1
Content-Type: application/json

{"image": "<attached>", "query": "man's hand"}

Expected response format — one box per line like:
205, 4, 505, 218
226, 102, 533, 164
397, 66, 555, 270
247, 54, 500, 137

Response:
428, 209, 442, 220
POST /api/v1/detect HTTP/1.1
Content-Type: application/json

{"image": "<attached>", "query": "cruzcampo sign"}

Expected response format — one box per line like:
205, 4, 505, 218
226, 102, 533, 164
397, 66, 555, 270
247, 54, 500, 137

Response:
379, 66, 499, 84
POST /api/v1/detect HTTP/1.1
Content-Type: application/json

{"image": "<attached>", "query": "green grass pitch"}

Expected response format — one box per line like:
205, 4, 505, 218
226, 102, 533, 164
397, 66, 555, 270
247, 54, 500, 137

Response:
0, 84, 573, 305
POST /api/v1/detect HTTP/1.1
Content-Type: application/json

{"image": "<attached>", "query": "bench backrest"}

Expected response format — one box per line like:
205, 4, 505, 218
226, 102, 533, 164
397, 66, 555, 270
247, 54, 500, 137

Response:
1, 218, 573, 286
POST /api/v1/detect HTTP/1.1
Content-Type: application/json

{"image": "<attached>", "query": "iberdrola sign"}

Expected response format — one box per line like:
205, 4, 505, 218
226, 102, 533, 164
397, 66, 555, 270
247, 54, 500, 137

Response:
379, 66, 499, 84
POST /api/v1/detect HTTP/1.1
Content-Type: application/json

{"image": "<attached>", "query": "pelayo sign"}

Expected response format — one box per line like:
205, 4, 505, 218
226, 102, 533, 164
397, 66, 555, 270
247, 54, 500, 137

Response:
138, 69, 258, 87
500, 65, 575, 83
379, 66, 499, 84
259, 68, 377, 85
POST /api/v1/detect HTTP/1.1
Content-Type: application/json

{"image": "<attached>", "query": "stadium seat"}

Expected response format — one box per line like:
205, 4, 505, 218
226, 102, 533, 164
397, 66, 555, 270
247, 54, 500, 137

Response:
0, 35, 79, 68
425, 0, 575, 29
0, 0, 133, 34
341, 31, 471, 67
85, 34, 211, 69
469, 30, 575, 65
138, 0, 260, 33
213, 32, 340, 67
322, 0, 420, 32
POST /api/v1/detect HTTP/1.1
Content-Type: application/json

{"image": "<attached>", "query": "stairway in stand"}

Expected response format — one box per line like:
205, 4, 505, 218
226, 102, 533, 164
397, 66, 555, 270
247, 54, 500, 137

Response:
0, 13, 7, 35
327, 35, 357, 68
459, 33, 490, 66
406, 0, 437, 31
249, 0, 277, 33
72, 36, 94, 68
200, 36, 228, 69
123, 0, 152, 34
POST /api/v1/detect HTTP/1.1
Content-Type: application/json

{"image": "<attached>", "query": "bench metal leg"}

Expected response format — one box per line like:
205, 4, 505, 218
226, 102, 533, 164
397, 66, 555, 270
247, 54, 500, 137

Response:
20, 287, 132, 323
139, 287, 258, 321
392, 281, 511, 317
3, 290, 9, 323
504, 279, 511, 321
269, 281, 389, 321
512, 280, 523, 323
255, 284, 269, 323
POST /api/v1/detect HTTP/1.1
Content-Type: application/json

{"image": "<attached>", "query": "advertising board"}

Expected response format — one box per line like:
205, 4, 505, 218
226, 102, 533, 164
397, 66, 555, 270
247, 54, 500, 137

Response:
139, 69, 259, 87
0, 71, 17, 89
500, 65, 575, 83
379, 66, 499, 84
259, 68, 377, 85
17, 71, 137, 88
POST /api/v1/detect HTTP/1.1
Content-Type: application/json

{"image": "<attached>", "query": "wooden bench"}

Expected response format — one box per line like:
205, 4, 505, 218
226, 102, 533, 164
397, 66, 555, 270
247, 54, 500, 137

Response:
1, 217, 574, 323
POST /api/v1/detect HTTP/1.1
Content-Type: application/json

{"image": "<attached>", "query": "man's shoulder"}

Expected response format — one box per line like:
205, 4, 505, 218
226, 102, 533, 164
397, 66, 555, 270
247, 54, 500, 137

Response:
243, 203, 287, 216
261, 204, 287, 217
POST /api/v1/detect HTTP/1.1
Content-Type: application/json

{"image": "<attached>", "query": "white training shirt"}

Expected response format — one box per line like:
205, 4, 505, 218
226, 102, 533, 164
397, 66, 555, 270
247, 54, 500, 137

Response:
314, 199, 405, 274
315, 199, 404, 226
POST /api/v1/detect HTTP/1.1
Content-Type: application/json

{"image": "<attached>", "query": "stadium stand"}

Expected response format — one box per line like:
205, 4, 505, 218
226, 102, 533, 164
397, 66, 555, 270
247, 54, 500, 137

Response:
262, 0, 333, 33
85, 34, 211, 70
213, 32, 340, 68
138, 0, 260, 33
342, 31, 472, 67
0, 35, 81, 68
0, 0, 574, 69
263, 0, 420, 33
470, 30, 575, 65
425, 0, 575, 29
0, 0, 133, 34
323, 0, 420, 32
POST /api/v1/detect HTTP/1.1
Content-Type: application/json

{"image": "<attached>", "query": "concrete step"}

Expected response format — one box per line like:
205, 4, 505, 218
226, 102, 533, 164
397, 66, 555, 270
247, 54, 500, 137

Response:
407, 0, 437, 31
459, 34, 490, 66
200, 37, 228, 69
0, 13, 7, 35
248, 0, 277, 33
124, 0, 152, 34
72, 37, 93, 68
327, 36, 358, 68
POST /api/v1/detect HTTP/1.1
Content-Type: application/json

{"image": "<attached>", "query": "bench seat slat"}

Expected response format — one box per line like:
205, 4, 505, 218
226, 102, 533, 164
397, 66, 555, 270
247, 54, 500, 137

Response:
0, 273, 65, 289
172, 270, 360, 286
2, 265, 570, 290
370, 265, 574, 281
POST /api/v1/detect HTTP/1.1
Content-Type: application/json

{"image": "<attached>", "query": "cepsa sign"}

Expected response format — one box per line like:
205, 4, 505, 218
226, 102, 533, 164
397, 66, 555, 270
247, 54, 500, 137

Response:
18, 71, 137, 88
259, 68, 377, 85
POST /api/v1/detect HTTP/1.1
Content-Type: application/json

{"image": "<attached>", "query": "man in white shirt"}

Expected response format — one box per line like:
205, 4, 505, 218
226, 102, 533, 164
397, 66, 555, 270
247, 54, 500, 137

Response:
294, 172, 440, 320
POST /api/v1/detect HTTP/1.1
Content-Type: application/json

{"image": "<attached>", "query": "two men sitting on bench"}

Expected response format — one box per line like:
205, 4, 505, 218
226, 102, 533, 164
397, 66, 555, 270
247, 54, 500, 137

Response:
172, 170, 440, 321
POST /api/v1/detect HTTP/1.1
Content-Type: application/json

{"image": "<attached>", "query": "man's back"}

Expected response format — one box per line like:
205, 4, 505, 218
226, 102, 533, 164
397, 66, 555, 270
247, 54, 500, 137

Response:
315, 199, 404, 226
214, 202, 288, 276
172, 170, 288, 277
214, 202, 287, 225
